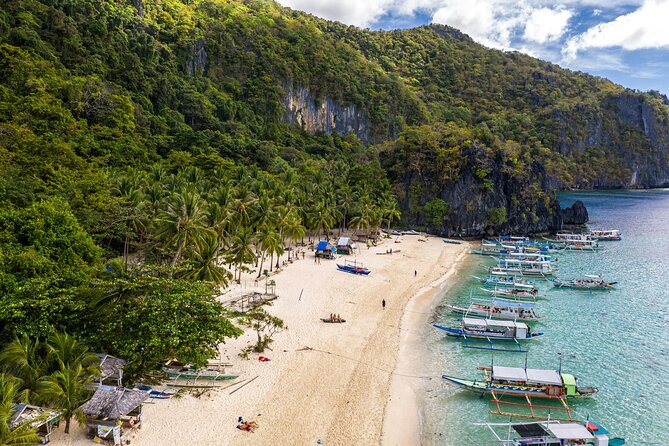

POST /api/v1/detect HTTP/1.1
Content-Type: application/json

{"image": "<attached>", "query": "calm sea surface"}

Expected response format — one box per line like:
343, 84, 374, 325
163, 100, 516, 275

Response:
418, 190, 669, 445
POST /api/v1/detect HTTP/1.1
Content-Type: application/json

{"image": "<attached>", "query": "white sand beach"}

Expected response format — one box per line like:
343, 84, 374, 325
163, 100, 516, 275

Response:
50, 235, 468, 446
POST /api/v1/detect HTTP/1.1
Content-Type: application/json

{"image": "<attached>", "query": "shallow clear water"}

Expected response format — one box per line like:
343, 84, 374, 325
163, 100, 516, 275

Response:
420, 190, 669, 445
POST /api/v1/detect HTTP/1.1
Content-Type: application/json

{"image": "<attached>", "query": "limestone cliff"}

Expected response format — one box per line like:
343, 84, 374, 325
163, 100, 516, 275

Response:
282, 82, 370, 142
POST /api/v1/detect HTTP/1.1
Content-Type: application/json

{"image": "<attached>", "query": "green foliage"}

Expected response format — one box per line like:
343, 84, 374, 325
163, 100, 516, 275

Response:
0, 374, 40, 445
423, 198, 449, 230
85, 277, 242, 379
487, 207, 508, 226
235, 307, 285, 353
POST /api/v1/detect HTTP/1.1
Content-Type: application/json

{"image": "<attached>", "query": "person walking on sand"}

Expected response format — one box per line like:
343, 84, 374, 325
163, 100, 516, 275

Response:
382, 299, 386, 310
414, 270, 417, 277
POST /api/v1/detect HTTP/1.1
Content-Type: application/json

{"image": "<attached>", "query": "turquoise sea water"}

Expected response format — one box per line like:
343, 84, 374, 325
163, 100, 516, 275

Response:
420, 190, 669, 445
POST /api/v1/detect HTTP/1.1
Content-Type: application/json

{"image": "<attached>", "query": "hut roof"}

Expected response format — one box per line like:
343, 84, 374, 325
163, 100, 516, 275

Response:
80, 386, 148, 420
95, 354, 126, 379
10, 404, 60, 429
337, 237, 351, 246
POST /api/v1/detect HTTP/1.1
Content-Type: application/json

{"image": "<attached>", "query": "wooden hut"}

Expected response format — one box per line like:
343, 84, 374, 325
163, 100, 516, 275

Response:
336, 237, 357, 255
10, 404, 60, 444
80, 386, 149, 445
96, 354, 126, 387
315, 240, 336, 259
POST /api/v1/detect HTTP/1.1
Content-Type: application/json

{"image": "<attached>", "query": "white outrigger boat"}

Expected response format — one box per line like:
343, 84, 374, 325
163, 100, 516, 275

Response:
587, 229, 622, 241
481, 287, 544, 301
446, 299, 543, 322
433, 318, 543, 352
478, 420, 625, 446
551, 275, 616, 290
443, 364, 598, 399
544, 233, 603, 252
473, 275, 537, 291
485, 258, 557, 277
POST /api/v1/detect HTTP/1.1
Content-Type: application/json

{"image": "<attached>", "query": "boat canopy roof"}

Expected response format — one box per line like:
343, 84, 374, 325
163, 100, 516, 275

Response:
462, 318, 526, 329
492, 366, 528, 382
526, 369, 562, 385
546, 423, 594, 440
492, 367, 562, 385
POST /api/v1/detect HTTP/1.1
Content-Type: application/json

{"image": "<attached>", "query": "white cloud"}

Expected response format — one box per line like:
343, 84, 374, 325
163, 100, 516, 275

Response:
592, 8, 602, 16
431, 0, 528, 49
277, 0, 394, 27
523, 7, 573, 44
563, 0, 669, 60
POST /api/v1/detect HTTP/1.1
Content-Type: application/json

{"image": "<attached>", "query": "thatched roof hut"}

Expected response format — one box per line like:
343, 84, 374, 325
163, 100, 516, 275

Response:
80, 386, 148, 420
11, 404, 60, 442
11, 404, 60, 429
95, 354, 126, 386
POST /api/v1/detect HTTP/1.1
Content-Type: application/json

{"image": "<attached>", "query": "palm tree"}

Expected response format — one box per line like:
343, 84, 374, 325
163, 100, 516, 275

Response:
282, 213, 306, 260
0, 337, 48, 404
228, 227, 257, 282
37, 333, 99, 435
37, 366, 90, 434
0, 374, 40, 445
308, 202, 334, 240
155, 191, 211, 268
179, 233, 232, 286
383, 200, 402, 232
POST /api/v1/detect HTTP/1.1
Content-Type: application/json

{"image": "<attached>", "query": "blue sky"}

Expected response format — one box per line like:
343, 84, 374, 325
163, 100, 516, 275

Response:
277, 0, 669, 95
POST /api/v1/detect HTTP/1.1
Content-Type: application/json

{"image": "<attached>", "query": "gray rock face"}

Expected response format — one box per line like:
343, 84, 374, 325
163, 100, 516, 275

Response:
183, 40, 207, 75
388, 145, 562, 237
282, 82, 370, 142
561, 200, 589, 226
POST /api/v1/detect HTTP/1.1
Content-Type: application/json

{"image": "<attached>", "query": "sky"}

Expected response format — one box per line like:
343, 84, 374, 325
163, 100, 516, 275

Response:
277, 0, 669, 95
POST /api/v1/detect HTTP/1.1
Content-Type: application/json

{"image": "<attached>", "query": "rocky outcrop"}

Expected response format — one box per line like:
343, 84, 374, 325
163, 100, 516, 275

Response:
183, 40, 207, 75
386, 144, 562, 237
561, 200, 588, 226
282, 82, 370, 142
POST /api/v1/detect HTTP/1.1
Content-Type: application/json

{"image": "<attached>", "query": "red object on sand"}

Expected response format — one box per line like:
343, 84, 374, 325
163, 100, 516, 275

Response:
258, 356, 270, 362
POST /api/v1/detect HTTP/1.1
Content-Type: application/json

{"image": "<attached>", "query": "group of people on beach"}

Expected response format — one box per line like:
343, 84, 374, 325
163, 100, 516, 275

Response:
328, 313, 343, 322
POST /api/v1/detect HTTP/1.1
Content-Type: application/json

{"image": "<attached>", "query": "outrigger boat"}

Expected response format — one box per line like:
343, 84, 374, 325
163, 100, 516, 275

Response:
485, 258, 557, 277
473, 275, 537, 291
544, 234, 603, 251
478, 420, 625, 446
442, 364, 597, 399
587, 229, 622, 241
163, 365, 240, 381
481, 287, 543, 301
433, 318, 543, 352
551, 275, 616, 290
336, 260, 370, 275
446, 299, 543, 322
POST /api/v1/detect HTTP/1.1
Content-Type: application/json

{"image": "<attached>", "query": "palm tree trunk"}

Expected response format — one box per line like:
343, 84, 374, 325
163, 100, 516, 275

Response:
65, 416, 71, 434
257, 254, 266, 278
269, 252, 274, 271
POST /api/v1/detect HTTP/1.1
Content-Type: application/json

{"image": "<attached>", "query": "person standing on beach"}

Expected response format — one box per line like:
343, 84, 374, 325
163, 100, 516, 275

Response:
414, 270, 417, 277
382, 299, 386, 310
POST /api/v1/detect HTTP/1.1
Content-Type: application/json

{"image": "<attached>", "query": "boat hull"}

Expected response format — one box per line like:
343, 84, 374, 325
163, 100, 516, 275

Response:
433, 324, 543, 341
442, 375, 597, 399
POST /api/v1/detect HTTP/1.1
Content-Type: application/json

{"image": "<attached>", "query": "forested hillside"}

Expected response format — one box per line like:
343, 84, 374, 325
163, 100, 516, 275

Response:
1, 0, 669, 390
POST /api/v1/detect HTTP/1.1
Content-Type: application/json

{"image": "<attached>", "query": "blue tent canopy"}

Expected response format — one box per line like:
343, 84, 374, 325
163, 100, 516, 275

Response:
316, 241, 335, 252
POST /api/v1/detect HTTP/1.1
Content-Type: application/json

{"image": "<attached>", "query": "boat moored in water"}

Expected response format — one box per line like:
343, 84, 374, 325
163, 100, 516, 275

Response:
551, 275, 616, 290
478, 420, 625, 446
443, 364, 598, 399
446, 299, 543, 321
587, 229, 622, 241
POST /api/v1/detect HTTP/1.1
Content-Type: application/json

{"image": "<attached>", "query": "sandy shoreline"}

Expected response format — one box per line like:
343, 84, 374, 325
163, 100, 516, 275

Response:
49, 235, 468, 446
381, 247, 468, 446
